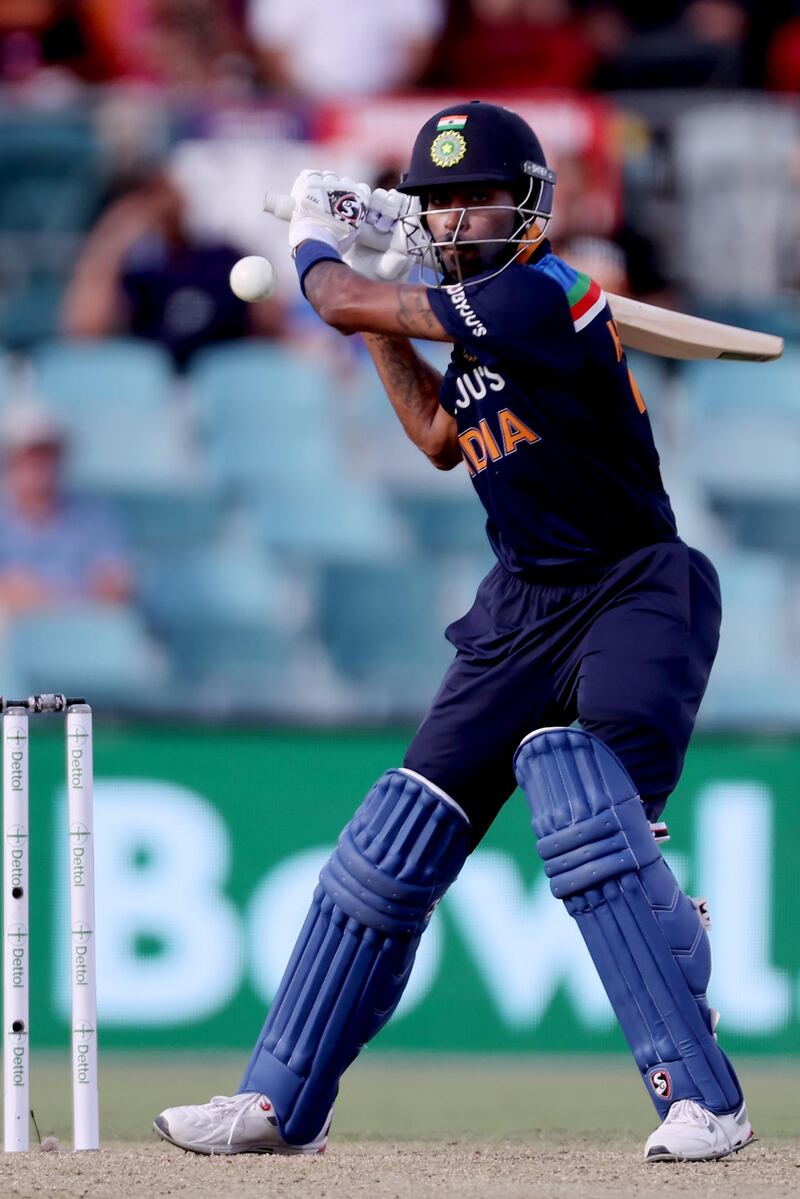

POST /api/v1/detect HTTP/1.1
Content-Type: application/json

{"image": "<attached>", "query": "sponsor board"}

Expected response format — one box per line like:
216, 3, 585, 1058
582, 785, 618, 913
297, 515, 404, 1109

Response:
14, 726, 799, 1054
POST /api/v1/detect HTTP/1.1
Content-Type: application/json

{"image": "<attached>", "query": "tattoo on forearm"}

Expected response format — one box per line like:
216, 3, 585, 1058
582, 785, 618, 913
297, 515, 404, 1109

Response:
365, 335, 440, 416
396, 286, 440, 336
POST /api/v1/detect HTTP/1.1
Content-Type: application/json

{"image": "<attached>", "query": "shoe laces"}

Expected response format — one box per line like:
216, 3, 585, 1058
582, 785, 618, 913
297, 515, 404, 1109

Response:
208, 1093, 256, 1110
207, 1092, 262, 1144
666, 1100, 716, 1131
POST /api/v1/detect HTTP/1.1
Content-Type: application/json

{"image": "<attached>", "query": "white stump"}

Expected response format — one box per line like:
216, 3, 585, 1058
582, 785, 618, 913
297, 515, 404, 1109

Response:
66, 705, 99, 1151
3, 708, 29, 1152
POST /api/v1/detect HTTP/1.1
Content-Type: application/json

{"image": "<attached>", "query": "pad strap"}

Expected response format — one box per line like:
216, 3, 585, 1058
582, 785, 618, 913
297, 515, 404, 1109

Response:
239, 769, 469, 1143
514, 727, 743, 1117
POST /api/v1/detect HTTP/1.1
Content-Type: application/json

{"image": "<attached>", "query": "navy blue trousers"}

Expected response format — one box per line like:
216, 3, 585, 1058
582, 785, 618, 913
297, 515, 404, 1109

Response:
405, 541, 721, 848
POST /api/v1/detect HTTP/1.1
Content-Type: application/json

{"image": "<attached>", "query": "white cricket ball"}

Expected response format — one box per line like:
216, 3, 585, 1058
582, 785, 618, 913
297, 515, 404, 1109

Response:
229, 255, 277, 302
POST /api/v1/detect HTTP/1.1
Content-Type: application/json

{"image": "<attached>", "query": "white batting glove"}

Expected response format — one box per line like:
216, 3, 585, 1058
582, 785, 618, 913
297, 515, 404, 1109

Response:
342, 242, 386, 281
288, 170, 369, 255
376, 196, 420, 281
343, 190, 422, 282
363, 187, 404, 242
344, 224, 412, 283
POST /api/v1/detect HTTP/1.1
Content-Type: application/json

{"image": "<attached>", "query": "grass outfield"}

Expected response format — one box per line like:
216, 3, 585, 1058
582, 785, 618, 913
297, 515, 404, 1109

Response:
17, 1053, 800, 1144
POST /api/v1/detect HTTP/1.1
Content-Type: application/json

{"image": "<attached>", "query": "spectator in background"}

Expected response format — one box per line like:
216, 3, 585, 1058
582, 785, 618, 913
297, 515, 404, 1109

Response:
62, 168, 284, 370
122, 0, 256, 94
0, 402, 132, 618
429, 0, 598, 91
0, 0, 94, 94
587, 0, 751, 89
247, 0, 444, 98
0, 0, 257, 94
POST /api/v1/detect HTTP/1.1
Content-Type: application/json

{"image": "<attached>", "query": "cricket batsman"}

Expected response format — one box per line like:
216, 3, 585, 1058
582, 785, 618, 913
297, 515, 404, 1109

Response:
154, 100, 754, 1163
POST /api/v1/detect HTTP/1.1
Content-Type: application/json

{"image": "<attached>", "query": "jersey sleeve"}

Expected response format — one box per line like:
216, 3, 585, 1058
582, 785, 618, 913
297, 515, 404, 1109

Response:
427, 265, 579, 375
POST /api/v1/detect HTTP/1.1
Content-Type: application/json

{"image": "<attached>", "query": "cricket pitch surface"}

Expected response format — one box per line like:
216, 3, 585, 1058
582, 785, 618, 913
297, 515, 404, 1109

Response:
0, 1055, 796, 1198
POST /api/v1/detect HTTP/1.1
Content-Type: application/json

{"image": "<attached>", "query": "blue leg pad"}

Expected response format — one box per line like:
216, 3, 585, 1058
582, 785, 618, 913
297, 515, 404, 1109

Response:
514, 727, 742, 1118
239, 768, 470, 1144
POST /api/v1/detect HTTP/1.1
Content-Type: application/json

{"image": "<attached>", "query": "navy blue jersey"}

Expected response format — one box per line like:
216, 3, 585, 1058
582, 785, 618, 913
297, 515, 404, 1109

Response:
427, 247, 678, 580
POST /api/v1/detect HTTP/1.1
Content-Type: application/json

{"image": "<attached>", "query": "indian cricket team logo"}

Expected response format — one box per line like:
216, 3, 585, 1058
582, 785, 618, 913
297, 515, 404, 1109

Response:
430, 130, 467, 169
650, 1069, 672, 1100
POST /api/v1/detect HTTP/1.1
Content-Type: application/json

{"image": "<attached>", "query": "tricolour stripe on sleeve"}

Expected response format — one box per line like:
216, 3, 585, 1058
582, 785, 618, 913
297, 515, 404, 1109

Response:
566, 272, 607, 331
573, 288, 608, 332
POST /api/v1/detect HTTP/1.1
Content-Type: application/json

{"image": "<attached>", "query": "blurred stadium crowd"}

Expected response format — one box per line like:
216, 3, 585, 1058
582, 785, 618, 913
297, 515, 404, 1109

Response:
0, 0, 799, 722
7, 1, 800, 95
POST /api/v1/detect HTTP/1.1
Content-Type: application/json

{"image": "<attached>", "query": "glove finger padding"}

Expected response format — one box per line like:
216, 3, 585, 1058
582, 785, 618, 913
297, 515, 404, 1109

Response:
375, 225, 413, 282
345, 204, 415, 283
366, 188, 404, 235
375, 196, 425, 282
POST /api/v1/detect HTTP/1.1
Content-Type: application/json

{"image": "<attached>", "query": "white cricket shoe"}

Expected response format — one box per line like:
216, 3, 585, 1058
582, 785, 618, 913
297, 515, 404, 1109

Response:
644, 1099, 755, 1162
153, 1092, 329, 1156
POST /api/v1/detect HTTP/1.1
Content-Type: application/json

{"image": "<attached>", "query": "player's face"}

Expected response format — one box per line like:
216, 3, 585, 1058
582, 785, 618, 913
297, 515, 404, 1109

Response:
424, 185, 519, 278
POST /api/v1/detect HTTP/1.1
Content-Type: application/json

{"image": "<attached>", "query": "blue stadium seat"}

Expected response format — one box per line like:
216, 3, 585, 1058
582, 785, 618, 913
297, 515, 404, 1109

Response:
700, 550, 800, 724
709, 496, 800, 558
107, 490, 221, 552
140, 537, 306, 700
190, 342, 342, 493
66, 415, 195, 493
32, 339, 199, 492
251, 481, 401, 562
33, 338, 174, 414
0, 115, 102, 235
191, 341, 332, 426
0, 113, 105, 346
6, 604, 164, 705
392, 490, 488, 555
682, 350, 800, 500
0, 278, 66, 348
142, 539, 291, 636
318, 559, 455, 713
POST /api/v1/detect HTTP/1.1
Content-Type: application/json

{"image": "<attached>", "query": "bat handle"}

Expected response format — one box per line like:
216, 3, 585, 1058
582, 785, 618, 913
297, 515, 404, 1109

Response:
263, 191, 295, 222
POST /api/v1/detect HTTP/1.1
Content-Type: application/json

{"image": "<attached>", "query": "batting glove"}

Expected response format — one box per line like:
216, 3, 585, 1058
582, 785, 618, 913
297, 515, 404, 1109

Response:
288, 170, 370, 255
343, 190, 423, 282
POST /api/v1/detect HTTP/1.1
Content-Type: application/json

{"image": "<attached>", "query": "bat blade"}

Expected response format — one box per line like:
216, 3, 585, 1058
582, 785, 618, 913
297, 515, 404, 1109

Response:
608, 293, 784, 362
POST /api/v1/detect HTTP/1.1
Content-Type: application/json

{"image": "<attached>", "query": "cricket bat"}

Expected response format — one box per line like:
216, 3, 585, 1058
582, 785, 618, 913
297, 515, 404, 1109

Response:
263, 191, 784, 363
607, 294, 783, 362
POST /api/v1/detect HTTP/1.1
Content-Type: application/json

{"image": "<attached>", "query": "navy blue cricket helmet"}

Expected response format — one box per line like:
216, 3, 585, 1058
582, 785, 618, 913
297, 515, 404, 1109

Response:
398, 100, 557, 285
398, 100, 556, 206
